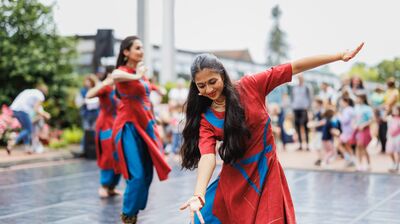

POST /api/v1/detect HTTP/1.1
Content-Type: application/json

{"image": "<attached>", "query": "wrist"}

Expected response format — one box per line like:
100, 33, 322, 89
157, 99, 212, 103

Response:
336, 52, 344, 61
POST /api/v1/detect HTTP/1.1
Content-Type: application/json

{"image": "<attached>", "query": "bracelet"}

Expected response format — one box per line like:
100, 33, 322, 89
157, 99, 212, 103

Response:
194, 194, 205, 207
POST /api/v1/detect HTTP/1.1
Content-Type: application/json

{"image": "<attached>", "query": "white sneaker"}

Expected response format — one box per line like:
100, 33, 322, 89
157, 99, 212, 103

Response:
389, 163, 399, 173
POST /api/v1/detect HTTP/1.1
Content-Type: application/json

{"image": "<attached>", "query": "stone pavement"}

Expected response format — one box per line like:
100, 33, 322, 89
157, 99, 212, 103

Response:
0, 145, 79, 169
0, 158, 399, 223
1, 143, 397, 175
277, 144, 398, 174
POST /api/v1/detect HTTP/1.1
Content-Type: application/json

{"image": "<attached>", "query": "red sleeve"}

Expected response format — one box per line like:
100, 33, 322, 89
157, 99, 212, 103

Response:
243, 63, 292, 98
198, 117, 217, 155
97, 85, 110, 97
150, 83, 159, 91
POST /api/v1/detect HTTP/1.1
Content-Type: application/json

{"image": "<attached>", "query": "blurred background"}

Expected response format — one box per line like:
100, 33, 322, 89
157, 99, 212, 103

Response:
0, 1, 399, 223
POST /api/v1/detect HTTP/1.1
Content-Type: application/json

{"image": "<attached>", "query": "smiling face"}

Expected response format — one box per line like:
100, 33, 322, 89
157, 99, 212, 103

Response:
194, 69, 225, 101
124, 39, 144, 64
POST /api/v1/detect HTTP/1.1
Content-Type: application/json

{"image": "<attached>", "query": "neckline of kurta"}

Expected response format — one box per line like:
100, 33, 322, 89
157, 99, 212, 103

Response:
209, 107, 225, 119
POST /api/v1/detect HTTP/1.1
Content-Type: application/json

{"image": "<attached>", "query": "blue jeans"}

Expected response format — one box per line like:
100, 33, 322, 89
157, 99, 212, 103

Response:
171, 132, 182, 154
12, 111, 32, 146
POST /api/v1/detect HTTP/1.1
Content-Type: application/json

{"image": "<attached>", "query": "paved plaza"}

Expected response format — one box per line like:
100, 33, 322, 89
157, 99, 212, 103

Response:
0, 159, 399, 224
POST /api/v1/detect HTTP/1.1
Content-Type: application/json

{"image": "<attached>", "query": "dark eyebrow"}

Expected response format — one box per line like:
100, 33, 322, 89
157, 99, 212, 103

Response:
196, 78, 216, 85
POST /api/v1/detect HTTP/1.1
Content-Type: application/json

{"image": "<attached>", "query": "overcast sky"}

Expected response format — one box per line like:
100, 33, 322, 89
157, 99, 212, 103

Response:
44, 0, 400, 75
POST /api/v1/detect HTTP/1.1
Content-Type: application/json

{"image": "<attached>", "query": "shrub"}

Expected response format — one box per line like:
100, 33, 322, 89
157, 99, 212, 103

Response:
61, 126, 83, 144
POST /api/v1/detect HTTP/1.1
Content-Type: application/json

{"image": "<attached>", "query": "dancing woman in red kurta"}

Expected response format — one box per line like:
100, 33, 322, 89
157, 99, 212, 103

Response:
86, 73, 121, 198
180, 43, 364, 224
111, 36, 171, 224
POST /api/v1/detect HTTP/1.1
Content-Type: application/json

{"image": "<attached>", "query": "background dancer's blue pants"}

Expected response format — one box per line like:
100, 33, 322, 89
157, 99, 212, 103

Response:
121, 123, 153, 217
100, 169, 121, 189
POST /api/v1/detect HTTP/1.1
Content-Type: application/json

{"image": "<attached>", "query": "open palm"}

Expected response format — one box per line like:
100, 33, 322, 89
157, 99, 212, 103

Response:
342, 42, 364, 62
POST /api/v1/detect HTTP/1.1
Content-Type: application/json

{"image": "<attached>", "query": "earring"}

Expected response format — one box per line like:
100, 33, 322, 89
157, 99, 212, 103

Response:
198, 93, 202, 96
124, 56, 127, 61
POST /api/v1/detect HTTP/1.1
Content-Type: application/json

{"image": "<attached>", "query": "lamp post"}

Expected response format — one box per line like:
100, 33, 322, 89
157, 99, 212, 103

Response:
137, 0, 153, 77
160, 0, 176, 84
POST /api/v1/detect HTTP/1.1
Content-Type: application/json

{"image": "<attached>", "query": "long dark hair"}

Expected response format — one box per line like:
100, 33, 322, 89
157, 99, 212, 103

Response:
115, 36, 140, 68
357, 93, 369, 105
350, 76, 364, 89
180, 54, 250, 170
341, 96, 354, 107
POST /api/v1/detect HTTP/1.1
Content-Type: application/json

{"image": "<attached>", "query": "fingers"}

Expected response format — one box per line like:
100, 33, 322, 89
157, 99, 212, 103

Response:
137, 61, 144, 68
179, 202, 189, 210
343, 42, 364, 62
351, 42, 364, 57
190, 211, 195, 224
196, 210, 205, 224
356, 42, 365, 51
139, 67, 148, 75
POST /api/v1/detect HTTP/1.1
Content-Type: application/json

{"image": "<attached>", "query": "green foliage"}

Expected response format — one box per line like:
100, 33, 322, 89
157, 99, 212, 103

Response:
377, 58, 400, 82
61, 126, 83, 144
0, 0, 79, 128
161, 81, 190, 104
347, 58, 400, 83
48, 138, 68, 149
347, 62, 379, 81
162, 81, 176, 103
267, 5, 289, 65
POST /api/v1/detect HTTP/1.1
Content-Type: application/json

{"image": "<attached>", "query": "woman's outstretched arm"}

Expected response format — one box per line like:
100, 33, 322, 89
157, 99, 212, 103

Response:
291, 42, 364, 75
86, 76, 113, 99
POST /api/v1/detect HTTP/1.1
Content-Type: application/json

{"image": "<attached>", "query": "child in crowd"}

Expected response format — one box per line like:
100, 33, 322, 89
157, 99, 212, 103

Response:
321, 107, 341, 166
386, 105, 400, 172
338, 97, 356, 167
168, 104, 185, 156
353, 93, 373, 171
269, 103, 283, 149
308, 98, 325, 166
283, 111, 297, 150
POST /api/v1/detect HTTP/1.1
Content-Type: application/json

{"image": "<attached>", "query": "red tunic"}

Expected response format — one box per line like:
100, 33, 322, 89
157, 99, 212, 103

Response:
199, 64, 296, 223
95, 85, 118, 169
111, 66, 171, 181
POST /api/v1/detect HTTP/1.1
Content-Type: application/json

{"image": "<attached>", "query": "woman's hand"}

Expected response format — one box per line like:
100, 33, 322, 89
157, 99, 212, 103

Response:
179, 195, 205, 224
340, 42, 364, 62
136, 61, 147, 79
112, 67, 143, 82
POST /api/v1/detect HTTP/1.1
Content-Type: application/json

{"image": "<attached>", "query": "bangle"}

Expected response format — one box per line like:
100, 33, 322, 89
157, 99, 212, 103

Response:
194, 194, 205, 206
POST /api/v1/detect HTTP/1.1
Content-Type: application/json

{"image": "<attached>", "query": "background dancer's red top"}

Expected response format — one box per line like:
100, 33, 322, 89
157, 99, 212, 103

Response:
95, 85, 118, 169
112, 66, 171, 180
199, 63, 296, 223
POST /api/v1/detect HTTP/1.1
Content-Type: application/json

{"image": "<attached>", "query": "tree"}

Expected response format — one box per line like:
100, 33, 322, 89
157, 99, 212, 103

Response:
266, 5, 289, 66
0, 0, 79, 127
346, 58, 400, 83
347, 62, 379, 81
377, 58, 400, 82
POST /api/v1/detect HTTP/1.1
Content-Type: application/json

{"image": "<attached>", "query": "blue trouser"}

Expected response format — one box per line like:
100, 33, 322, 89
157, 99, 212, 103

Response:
12, 111, 32, 146
100, 169, 121, 188
122, 123, 153, 217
